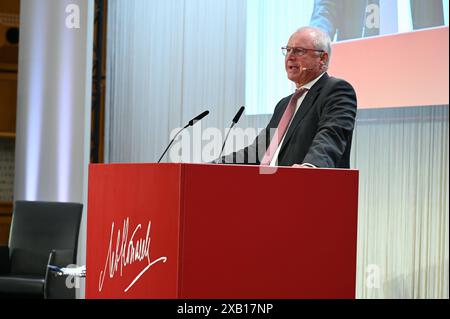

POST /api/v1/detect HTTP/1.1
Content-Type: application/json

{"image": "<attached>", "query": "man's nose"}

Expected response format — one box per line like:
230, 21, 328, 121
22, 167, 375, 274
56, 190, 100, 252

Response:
286, 52, 296, 61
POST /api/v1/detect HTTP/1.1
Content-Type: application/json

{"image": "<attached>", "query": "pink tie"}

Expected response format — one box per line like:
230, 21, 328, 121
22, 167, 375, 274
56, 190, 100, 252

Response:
260, 88, 308, 165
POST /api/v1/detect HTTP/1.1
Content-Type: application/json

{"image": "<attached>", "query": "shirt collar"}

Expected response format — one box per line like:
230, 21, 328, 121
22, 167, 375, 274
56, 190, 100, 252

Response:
297, 72, 326, 91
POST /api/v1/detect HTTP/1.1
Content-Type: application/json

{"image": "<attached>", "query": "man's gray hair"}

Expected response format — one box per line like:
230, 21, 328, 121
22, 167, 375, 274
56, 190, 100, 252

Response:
296, 26, 332, 67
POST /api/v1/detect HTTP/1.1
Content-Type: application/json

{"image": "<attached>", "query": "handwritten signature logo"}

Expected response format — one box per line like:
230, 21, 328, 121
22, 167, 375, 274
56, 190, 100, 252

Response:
98, 218, 167, 292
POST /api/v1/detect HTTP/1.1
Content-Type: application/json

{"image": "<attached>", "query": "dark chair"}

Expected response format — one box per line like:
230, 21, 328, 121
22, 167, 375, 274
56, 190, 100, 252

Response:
0, 200, 82, 299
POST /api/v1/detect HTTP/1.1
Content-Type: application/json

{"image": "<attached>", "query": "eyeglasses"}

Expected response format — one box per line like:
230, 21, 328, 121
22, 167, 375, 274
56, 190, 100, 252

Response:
281, 46, 324, 57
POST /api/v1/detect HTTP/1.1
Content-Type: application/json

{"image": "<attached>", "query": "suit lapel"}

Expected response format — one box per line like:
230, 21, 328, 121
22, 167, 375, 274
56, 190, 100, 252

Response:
279, 73, 329, 154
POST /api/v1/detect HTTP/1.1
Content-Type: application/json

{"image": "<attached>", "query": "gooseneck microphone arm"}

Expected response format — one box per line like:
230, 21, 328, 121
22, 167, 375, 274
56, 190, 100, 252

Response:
157, 127, 185, 163
217, 106, 245, 160
157, 110, 209, 163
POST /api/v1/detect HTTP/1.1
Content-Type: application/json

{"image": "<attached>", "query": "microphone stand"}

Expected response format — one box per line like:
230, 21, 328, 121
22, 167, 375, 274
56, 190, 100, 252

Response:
217, 106, 245, 160
218, 122, 236, 160
157, 110, 209, 163
157, 125, 187, 163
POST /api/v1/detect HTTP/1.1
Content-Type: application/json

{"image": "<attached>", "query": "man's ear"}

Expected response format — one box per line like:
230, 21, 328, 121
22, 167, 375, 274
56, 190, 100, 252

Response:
321, 52, 329, 68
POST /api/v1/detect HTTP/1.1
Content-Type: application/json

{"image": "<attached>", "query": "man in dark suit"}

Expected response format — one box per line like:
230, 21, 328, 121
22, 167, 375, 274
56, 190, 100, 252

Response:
218, 26, 357, 168
310, 0, 445, 42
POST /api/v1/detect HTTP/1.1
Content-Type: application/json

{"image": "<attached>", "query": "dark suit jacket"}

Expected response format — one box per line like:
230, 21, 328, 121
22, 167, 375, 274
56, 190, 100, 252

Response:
310, 0, 368, 41
310, 0, 445, 41
221, 73, 357, 168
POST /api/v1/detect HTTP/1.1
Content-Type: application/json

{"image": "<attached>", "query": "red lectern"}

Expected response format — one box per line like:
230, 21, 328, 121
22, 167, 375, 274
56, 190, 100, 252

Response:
86, 163, 358, 299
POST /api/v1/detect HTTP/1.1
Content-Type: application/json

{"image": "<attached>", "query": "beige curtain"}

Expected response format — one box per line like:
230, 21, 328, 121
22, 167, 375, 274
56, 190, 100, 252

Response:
353, 105, 449, 298
105, 0, 246, 163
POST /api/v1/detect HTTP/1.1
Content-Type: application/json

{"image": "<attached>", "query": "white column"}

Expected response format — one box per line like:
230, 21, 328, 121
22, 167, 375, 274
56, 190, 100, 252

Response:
14, 0, 94, 298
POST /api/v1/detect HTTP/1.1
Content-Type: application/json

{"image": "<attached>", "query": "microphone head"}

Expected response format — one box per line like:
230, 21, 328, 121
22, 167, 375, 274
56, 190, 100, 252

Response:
188, 110, 209, 126
232, 106, 245, 124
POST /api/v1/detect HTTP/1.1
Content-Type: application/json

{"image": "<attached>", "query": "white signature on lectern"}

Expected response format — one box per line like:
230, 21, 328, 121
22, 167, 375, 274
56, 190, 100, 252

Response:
98, 218, 167, 292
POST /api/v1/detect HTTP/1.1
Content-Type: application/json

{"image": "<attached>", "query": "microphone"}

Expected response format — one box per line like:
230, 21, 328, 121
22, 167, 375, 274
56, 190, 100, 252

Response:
302, 67, 313, 71
217, 106, 245, 160
187, 110, 209, 127
232, 105, 245, 124
157, 110, 209, 163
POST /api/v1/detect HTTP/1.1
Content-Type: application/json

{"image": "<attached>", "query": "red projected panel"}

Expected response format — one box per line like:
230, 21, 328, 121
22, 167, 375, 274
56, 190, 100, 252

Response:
328, 26, 449, 109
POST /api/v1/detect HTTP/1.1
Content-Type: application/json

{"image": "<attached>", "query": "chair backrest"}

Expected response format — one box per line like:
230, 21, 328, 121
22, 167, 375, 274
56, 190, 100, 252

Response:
8, 201, 83, 276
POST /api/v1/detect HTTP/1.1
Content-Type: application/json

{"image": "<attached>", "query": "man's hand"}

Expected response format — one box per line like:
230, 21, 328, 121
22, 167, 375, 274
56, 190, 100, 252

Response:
292, 163, 316, 168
